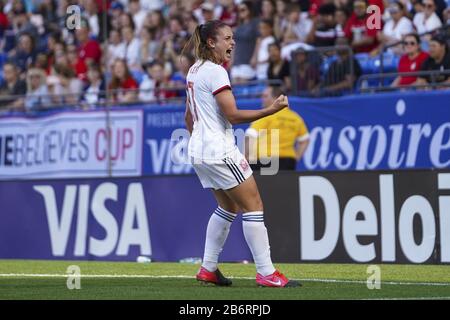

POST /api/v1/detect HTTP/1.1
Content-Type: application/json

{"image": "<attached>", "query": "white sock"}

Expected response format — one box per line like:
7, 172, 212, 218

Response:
242, 211, 276, 276
201, 207, 237, 272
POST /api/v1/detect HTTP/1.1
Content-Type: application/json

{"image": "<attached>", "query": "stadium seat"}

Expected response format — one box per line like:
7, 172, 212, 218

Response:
131, 70, 145, 85
355, 53, 373, 74
372, 51, 399, 73
320, 55, 338, 74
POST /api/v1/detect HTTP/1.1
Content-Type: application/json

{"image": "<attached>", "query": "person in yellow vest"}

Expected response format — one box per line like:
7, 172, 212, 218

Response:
245, 85, 309, 171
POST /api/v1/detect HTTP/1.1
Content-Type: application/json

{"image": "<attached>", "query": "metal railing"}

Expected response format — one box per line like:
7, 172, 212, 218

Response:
358, 70, 450, 93
376, 23, 450, 86
290, 45, 356, 97
0, 79, 282, 114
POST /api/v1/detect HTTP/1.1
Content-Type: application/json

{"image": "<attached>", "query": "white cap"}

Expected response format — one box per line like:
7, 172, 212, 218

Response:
201, 2, 214, 11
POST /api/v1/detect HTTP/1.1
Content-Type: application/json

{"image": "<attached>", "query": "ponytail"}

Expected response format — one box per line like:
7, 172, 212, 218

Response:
181, 20, 228, 64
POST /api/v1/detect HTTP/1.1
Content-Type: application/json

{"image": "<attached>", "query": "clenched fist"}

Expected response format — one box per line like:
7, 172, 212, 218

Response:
270, 94, 289, 113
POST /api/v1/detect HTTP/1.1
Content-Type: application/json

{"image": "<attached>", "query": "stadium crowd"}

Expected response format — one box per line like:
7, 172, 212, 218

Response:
0, 0, 449, 111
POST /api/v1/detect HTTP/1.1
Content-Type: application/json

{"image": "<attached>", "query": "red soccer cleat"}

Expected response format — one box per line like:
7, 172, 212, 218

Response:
196, 266, 232, 286
256, 270, 301, 288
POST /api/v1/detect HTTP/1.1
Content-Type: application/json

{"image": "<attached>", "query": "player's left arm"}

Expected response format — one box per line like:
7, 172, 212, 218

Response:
295, 119, 310, 161
295, 137, 309, 161
216, 90, 288, 124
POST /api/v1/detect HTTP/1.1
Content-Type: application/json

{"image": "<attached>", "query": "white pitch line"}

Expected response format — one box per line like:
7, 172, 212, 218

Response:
1, 273, 450, 287
363, 297, 450, 300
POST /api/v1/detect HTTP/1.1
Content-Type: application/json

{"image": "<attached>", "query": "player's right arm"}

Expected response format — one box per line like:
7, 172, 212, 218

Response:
215, 90, 288, 125
185, 99, 193, 134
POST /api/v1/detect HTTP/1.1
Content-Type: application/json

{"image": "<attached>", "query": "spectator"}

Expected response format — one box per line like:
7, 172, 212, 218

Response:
293, 48, 320, 93
344, 0, 379, 53
67, 43, 87, 81
0, 1, 9, 38
261, 0, 276, 20
139, 61, 157, 102
444, 7, 450, 25
8, 33, 36, 74
376, 1, 414, 55
273, 0, 288, 40
83, 63, 106, 106
140, 27, 160, 66
34, 53, 49, 73
231, 1, 259, 82
36, 0, 59, 35
185, 12, 200, 35
146, 60, 177, 101
109, 0, 125, 31
416, 34, 450, 85
24, 68, 50, 111
245, 85, 310, 171
45, 32, 62, 74
82, 0, 100, 39
335, 7, 349, 32
307, 3, 344, 47
413, 0, 442, 35
281, 3, 313, 45
218, 0, 238, 28
121, 25, 141, 71
128, 0, 147, 35
391, 33, 429, 86
0, 62, 27, 109
144, 10, 168, 43
321, 37, 362, 94
76, 19, 102, 71
107, 29, 126, 71
141, 0, 164, 11
52, 42, 69, 68
169, 53, 195, 97
53, 63, 83, 106
159, 15, 190, 63
251, 19, 276, 80
9, 2, 38, 40
108, 58, 138, 103
119, 12, 136, 31
200, 2, 216, 23
267, 42, 291, 90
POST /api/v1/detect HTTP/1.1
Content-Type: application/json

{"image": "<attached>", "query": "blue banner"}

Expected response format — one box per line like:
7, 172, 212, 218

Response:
141, 91, 450, 174
0, 176, 251, 262
1, 91, 448, 178
295, 91, 450, 171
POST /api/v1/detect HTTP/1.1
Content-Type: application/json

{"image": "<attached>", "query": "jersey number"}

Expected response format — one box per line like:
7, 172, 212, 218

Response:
187, 81, 199, 122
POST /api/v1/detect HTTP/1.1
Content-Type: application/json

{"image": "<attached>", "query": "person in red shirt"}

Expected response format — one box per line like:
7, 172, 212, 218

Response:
75, 19, 102, 79
391, 33, 429, 86
219, 0, 239, 28
0, 1, 8, 36
344, 0, 380, 53
108, 59, 138, 103
67, 44, 88, 81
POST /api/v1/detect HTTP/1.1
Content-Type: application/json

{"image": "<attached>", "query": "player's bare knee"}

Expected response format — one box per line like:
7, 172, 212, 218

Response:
241, 197, 263, 213
220, 203, 240, 214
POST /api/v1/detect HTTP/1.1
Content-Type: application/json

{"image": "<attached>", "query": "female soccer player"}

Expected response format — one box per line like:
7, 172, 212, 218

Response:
184, 20, 300, 288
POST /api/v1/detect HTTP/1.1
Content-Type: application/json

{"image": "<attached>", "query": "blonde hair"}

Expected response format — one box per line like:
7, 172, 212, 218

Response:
26, 68, 47, 91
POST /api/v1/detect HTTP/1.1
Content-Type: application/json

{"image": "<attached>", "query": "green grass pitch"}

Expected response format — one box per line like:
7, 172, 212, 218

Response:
0, 260, 449, 300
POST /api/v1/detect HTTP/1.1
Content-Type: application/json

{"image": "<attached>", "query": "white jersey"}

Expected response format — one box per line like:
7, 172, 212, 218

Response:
186, 60, 236, 161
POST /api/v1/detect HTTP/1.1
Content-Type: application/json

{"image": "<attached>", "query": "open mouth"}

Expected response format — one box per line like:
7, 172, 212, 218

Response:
226, 49, 232, 55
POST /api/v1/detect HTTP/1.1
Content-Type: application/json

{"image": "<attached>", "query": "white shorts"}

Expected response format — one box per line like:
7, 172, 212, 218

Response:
191, 149, 253, 190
